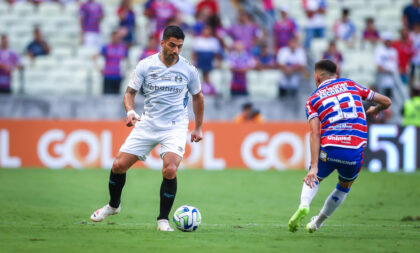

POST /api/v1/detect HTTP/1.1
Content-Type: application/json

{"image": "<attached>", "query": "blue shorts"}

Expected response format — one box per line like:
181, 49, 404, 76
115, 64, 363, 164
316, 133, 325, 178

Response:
316, 146, 364, 182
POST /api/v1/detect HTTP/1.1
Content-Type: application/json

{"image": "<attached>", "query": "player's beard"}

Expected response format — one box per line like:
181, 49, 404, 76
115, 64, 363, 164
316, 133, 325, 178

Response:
163, 50, 178, 65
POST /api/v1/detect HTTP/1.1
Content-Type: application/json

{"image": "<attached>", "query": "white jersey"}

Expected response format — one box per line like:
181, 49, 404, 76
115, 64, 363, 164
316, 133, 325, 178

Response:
128, 53, 201, 130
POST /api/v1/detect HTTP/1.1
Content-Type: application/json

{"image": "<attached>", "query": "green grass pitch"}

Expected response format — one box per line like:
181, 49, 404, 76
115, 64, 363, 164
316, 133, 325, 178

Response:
1, 169, 419, 253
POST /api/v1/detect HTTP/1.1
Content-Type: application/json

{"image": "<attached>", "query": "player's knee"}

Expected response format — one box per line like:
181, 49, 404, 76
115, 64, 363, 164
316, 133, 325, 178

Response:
163, 163, 177, 179
112, 159, 128, 174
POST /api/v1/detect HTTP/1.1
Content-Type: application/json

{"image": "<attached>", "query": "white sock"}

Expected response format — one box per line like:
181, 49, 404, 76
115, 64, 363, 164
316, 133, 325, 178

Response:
299, 181, 319, 208
317, 185, 349, 226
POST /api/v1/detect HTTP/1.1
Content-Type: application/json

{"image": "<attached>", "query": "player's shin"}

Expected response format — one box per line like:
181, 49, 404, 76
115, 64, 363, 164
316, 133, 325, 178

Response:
157, 177, 177, 220
300, 181, 319, 208
108, 171, 126, 208
317, 183, 350, 226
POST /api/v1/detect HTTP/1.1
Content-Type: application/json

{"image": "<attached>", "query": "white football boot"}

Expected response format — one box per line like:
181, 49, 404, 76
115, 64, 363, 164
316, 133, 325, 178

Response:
306, 216, 322, 233
157, 219, 174, 232
90, 204, 121, 222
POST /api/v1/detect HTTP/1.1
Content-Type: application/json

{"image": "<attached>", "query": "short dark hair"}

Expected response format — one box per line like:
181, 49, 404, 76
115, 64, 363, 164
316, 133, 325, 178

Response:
366, 17, 374, 23
342, 8, 350, 15
242, 102, 253, 110
315, 59, 337, 75
162, 25, 185, 41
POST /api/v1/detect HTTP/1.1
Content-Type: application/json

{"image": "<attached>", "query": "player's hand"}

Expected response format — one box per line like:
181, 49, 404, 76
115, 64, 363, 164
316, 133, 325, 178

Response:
190, 128, 203, 143
365, 106, 379, 118
126, 110, 140, 127
304, 167, 319, 188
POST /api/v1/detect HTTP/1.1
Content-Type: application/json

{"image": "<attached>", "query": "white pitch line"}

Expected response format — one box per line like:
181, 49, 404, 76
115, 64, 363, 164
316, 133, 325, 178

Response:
1, 221, 419, 229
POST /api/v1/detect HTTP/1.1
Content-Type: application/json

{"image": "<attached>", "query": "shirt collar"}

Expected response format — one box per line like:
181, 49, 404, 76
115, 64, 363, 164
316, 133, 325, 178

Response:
318, 78, 336, 89
157, 52, 180, 67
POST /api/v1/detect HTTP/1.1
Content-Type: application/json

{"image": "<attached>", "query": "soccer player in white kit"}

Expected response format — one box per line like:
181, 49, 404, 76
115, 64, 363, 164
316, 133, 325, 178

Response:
90, 26, 204, 231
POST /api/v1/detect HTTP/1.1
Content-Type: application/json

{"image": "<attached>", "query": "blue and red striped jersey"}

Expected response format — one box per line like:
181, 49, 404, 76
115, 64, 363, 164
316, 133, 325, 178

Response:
306, 78, 375, 149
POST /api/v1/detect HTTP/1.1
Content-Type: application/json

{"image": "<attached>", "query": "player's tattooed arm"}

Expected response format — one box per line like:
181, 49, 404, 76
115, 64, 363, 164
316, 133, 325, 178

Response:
126, 87, 138, 95
366, 93, 392, 118
124, 87, 140, 127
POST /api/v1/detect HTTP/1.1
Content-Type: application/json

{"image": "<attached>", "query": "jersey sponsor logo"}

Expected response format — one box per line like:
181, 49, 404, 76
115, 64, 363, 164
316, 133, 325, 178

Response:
143, 83, 184, 94
327, 135, 351, 142
326, 157, 357, 165
329, 123, 352, 130
318, 82, 349, 99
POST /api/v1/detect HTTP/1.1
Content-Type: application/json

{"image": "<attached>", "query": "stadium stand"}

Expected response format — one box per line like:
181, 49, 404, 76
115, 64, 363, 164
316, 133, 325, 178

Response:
0, 0, 412, 122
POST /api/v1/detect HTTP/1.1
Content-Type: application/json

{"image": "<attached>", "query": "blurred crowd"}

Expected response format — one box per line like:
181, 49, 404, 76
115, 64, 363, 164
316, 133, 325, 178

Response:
1, 0, 420, 124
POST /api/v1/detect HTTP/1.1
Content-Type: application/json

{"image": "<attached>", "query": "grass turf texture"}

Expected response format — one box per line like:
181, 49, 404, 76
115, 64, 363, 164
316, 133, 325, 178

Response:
1, 169, 419, 253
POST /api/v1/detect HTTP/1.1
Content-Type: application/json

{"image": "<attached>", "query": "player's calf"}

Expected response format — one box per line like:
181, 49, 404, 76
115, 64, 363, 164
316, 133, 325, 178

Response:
306, 182, 352, 232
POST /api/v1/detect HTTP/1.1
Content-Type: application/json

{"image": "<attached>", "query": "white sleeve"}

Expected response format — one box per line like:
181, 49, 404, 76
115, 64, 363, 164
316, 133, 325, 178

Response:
374, 47, 382, 66
299, 49, 307, 65
127, 61, 145, 90
277, 49, 286, 65
188, 66, 202, 95
300, 49, 307, 66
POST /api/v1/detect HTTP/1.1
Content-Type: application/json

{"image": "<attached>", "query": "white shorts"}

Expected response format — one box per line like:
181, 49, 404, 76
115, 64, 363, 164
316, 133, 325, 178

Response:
119, 123, 188, 161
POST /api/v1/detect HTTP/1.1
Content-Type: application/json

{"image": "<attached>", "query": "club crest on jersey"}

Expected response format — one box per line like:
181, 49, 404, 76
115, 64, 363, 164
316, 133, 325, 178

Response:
175, 75, 183, 83
320, 151, 327, 162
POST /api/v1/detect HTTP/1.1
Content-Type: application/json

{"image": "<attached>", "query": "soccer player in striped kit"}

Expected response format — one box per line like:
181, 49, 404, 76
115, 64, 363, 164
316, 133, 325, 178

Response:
288, 59, 391, 233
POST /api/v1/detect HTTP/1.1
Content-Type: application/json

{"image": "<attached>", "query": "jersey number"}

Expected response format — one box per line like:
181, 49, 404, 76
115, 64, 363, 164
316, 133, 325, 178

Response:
322, 93, 358, 123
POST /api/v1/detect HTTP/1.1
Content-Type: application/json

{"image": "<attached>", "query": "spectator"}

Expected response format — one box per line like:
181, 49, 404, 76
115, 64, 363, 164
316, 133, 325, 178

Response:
227, 12, 262, 52
94, 31, 128, 94
169, 0, 194, 15
403, 95, 420, 125
28, 0, 43, 6
254, 43, 275, 70
192, 5, 212, 36
139, 36, 159, 60
403, 0, 420, 31
192, 25, 221, 95
80, 0, 104, 50
234, 102, 264, 123
262, 0, 275, 21
228, 41, 255, 96
410, 23, 420, 94
363, 17, 380, 45
302, 0, 327, 49
207, 15, 227, 50
374, 32, 399, 98
117, 0, 136, 47
273, 6, 298, 52
392, 28, 414, 84
277, 37, 307, 97
196, 0, 219, 16
144, 0, 178, 37
322, 41, 343, 70
333, 8, 356, 47
163, 14, 189, 36
0, 34, 22, 94
26, 26, 50, 60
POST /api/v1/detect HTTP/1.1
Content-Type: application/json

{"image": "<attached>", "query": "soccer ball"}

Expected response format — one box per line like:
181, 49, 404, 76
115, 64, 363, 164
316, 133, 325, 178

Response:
173, 205, 201, 232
